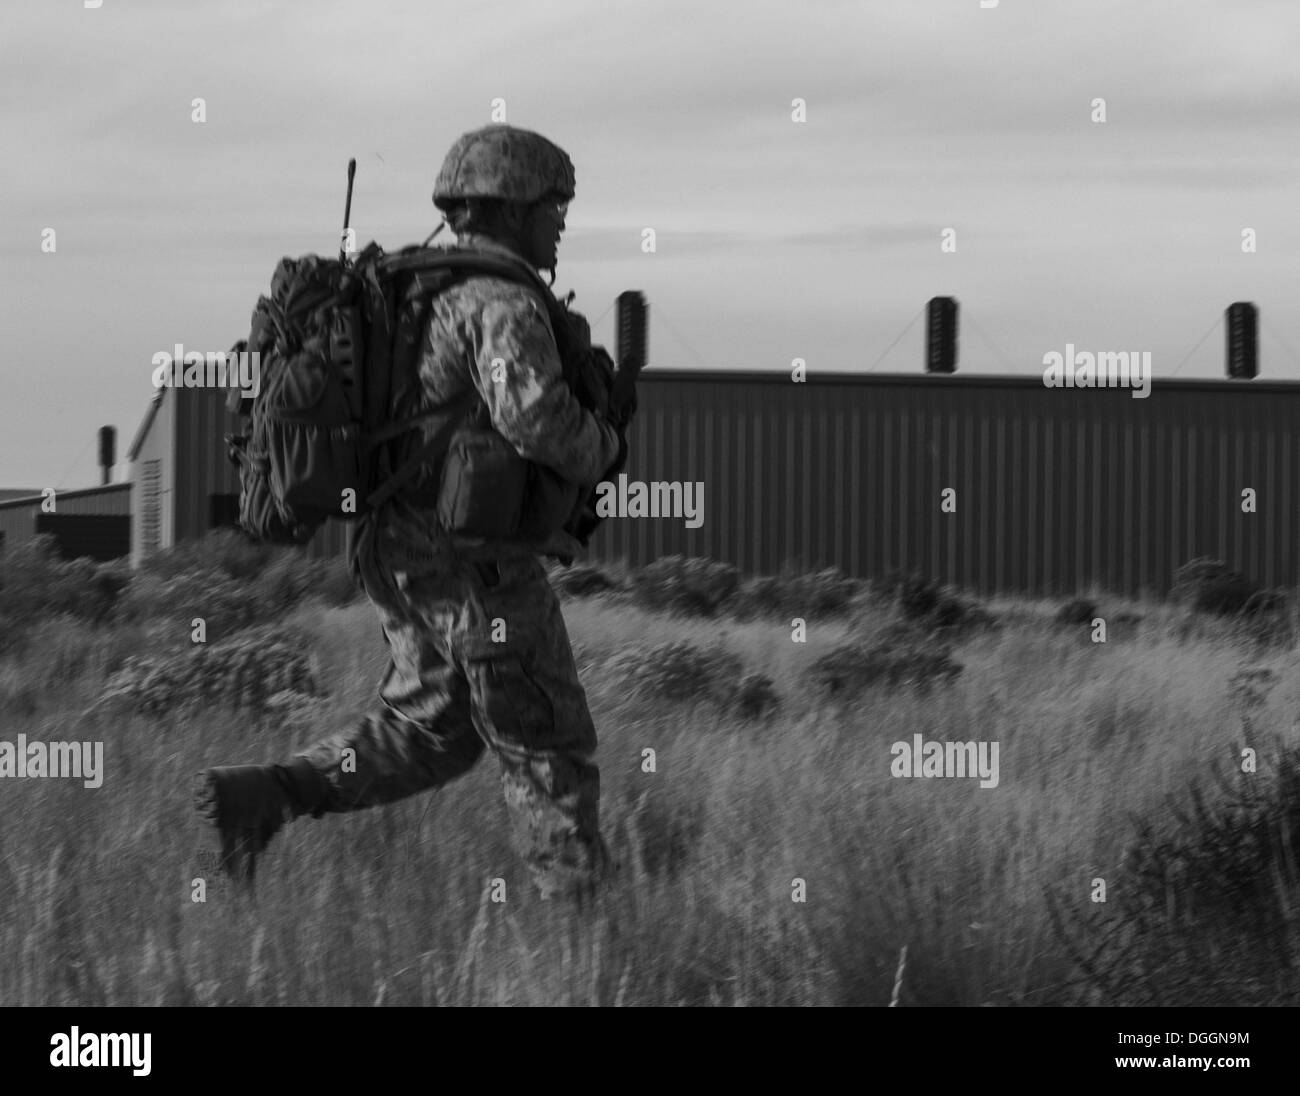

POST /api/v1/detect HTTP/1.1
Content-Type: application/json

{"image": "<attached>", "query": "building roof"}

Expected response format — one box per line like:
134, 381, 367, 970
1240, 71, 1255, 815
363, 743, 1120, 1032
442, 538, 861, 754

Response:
636, 368, 1300, 393
127, 388, 167, 461
0, 481, 130, 512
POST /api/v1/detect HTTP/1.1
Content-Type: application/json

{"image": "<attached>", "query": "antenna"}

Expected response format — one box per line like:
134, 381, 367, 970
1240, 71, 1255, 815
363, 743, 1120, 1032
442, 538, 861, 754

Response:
340, 158, 357, 261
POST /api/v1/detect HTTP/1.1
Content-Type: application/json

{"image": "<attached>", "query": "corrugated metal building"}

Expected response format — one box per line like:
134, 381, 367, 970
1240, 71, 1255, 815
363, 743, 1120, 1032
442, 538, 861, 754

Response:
596, 370, 1300, 597
0, 483, 132, 560
116, 369, 1300, 598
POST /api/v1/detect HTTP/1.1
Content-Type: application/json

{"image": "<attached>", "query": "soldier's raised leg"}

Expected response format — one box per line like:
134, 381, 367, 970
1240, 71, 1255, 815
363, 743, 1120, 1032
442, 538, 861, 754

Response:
194, 564, 484, 882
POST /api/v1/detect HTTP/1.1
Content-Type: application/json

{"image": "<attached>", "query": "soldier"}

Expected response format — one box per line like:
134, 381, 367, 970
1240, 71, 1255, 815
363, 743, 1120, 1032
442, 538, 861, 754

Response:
194, 124, 627, 901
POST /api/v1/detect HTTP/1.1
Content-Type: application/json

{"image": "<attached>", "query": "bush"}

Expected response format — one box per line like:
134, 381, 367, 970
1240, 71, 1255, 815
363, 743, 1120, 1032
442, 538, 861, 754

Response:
1051, 738, 1300, 1006
929, 594, 996, 635
1172, 558, 1261, 616
1204, 588, 1292, 650
0, 530, 358, 657
551, 564, 620, 598
732, 567, 863, 620
862, 571, 996, 637
99, 623, 323, 717
809, 626, 963, 697
630, 556, 740, 617
731, 673, 782, 720
115, 546, 357, 637
115, 569, 266, 641
138, 528, 278, 583
0, 536, 133, 652
895, 574, 942, 621
1055, 598, 1098, 626
605, 640, 743, 703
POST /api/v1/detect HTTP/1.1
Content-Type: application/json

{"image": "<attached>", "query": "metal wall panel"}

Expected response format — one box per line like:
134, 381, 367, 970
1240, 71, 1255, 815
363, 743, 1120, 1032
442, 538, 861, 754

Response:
0, 507, 34, 551
34, 514, 131, 561
582, 372, 1300, 597
53, 485, 132, 516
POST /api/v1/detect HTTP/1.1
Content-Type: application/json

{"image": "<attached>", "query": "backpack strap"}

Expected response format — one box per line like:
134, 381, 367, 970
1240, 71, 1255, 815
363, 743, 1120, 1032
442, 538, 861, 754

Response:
361, 247, 571, 514
379, 248, 569, 333
363, 389, 479, 511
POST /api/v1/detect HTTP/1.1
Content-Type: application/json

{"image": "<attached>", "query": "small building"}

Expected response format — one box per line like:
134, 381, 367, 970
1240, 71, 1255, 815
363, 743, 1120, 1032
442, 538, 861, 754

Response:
0, 482, 132, 561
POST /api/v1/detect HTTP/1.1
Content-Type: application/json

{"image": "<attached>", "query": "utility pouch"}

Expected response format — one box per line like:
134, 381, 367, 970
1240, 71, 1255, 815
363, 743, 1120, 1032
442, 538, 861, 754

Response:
436, 426, 530, 537
519, 463, 583, 542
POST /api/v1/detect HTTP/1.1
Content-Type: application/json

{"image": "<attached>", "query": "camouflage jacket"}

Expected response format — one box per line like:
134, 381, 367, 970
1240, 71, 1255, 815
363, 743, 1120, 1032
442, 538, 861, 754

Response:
365, 232, 622, 574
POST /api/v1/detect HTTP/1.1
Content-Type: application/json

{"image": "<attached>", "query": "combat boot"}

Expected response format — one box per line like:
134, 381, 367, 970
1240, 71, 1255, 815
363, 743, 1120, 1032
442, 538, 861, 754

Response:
192, 759, 330, 884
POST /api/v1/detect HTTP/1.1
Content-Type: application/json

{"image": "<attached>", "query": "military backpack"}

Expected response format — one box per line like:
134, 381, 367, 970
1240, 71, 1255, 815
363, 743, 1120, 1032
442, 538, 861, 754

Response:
225, 242, 619, 548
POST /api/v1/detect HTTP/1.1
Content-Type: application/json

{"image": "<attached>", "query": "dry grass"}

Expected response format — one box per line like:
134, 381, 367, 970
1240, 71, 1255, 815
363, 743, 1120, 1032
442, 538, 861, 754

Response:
1, 576, 1298, 1006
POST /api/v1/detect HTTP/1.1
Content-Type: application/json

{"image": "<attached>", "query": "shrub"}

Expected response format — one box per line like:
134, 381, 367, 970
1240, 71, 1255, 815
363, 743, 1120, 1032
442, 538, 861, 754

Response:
1050, 738, 1300, 1006
861, 570, 996, 637
1055, 598, 1098, 626
115, 570, 265, 641
605, 639, 743, 703
895, 574, 942, 622
1172, 558, 1261, 616
629, 556, 740, 617
1234, 591, 1294, 648
731, 673, 782, 720
551, 564, 620, 598
732, 567, 863, 620
929, 594, 996, 635
0, 536, 133, 652
138, 528, 278, 583
99, 624, 322, 717
809, 627, 962, 697
115, 551, 357, 637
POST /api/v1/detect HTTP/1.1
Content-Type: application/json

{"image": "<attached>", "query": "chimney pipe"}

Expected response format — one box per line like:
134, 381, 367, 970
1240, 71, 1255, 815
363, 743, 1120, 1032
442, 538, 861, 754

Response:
1226, 302, 1258, 379
98, 425, 116, 485
926, 296, 958, 373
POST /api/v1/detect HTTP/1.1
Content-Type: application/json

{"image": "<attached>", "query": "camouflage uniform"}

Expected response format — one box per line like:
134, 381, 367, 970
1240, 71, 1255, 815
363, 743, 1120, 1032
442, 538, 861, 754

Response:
288, 134, 622, 899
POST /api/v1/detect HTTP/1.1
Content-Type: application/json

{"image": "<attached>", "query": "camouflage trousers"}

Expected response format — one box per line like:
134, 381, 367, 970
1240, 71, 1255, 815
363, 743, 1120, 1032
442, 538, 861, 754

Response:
295, 545, 604, 898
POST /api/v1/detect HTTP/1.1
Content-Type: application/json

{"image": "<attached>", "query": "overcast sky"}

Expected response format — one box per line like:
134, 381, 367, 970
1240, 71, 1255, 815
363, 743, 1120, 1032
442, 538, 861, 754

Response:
2, 0, 1298, 488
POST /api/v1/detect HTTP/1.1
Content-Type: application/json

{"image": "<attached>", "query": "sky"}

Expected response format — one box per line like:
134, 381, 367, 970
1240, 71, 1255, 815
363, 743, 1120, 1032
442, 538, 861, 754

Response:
2, 0, 1298, 488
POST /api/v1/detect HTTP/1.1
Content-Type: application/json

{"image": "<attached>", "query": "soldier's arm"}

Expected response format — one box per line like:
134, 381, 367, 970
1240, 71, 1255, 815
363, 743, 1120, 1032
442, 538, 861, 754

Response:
470, 284, 622, 485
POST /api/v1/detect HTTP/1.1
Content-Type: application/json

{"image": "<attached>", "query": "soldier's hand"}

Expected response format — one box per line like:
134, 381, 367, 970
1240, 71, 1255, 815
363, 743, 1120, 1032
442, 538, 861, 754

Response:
603, 416, 630, 475
563, 309, 592, 349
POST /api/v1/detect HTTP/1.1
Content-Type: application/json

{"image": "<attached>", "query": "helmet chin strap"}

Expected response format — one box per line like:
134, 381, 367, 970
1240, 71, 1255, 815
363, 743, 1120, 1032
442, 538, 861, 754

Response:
545, 267, 557, 288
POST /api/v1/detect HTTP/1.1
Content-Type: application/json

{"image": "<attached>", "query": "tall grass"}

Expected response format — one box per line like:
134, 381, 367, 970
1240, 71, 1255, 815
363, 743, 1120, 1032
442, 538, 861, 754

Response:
1, 544, 1298, 1005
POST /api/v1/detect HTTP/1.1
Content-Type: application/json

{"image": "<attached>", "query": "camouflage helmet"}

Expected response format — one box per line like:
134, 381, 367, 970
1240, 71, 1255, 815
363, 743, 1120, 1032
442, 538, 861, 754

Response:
432, 124, 575, 210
